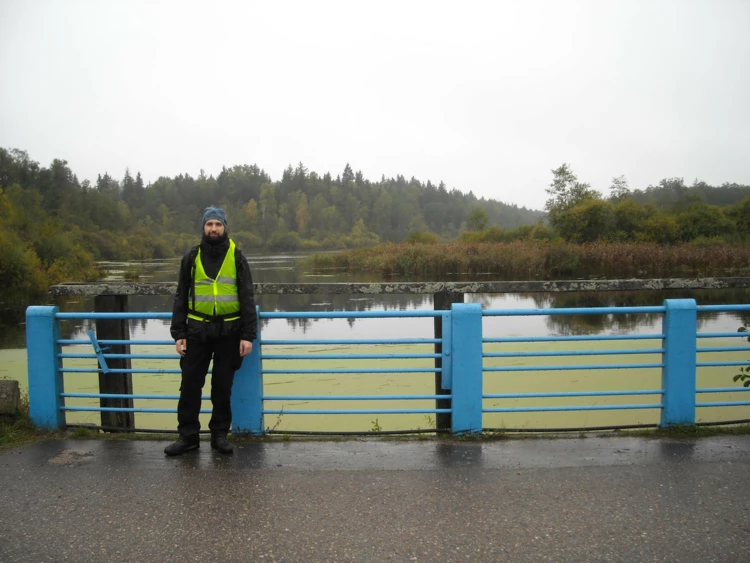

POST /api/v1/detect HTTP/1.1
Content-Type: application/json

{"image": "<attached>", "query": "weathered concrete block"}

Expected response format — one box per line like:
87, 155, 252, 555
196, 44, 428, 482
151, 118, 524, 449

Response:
0, 380, 20, 415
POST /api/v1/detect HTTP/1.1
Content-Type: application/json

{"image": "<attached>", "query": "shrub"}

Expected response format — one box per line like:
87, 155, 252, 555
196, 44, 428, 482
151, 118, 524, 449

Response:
123, 264, 142, 280
232, 231, 263, 251
403, 231, 441, 244
268, 231, 302, 251
0, 230, 48, 299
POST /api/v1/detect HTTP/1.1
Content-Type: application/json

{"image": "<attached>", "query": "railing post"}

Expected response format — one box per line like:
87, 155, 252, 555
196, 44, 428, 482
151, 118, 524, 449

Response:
231, 306, 264, 435
94, 295, 135, 431
434, 291, 463, 430
26, 306, 65, 429
661, 298, 697, 427
450, 303, 483, 435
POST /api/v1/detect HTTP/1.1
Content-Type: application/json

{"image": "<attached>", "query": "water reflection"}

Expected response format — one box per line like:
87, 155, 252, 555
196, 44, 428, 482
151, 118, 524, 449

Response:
435, 442, 484, 468
538, 289, 750, 336
3, 254, 750, 349
658, 440, 697, 461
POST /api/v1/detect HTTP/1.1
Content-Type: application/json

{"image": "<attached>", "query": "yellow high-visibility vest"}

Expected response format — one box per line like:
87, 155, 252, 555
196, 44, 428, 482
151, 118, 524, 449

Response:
187, 239, 241, 322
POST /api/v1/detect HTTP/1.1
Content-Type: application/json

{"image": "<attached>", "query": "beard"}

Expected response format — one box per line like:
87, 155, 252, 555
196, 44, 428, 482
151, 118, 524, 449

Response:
202, 232, 228, 246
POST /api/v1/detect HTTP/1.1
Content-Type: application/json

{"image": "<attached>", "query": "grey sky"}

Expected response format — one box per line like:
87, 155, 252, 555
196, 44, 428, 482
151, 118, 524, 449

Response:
1, 0, 748, 211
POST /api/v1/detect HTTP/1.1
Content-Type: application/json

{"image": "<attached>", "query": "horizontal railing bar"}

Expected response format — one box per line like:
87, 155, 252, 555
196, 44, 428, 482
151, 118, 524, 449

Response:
260, 310, 445, 319
483, 306, 665, 317
696, 401, 750, 407
483, 390, 664, 399
696, 346, 750, 353
261, 353, 440, 360
262, 339, 441, 345
62, 393, 194, 400
483, 404, 662, 412
57, 313, 172, 319
264, 394, 451, 401
483, 334, 664, 343
60, 392, 462, 401
483, 349, 663, 358
262, 368, 440, 374
696, 387, 750, 393
262, 408, 451, 414
59, 354, 179, 360
697, 362, 750, 367
58, 340, 175, 346
697, 305, 750, 312
60, 368, 181, 374
484, 363, 663, 372
697, 332, 750, 339
61, 406, 202, 413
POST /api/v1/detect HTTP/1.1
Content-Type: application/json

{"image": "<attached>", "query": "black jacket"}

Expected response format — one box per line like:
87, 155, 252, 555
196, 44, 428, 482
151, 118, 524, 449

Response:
170, 236, 258, 342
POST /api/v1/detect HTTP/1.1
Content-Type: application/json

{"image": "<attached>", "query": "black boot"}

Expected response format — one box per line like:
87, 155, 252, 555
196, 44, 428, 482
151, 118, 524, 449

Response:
164, 436, 199, 456
211, 433, 233, 454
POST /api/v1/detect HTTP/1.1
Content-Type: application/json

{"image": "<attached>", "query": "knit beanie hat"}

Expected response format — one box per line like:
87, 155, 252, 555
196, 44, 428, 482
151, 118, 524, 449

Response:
202, 206, 228, 230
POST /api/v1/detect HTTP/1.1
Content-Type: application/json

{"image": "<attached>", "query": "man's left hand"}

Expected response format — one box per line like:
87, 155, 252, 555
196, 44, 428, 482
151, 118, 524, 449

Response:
239, 340, 253, 357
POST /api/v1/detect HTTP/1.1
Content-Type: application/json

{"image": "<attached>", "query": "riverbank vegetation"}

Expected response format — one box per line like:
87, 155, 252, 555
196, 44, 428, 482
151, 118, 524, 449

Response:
307, 163, 750, 277
306, 241, 750, 279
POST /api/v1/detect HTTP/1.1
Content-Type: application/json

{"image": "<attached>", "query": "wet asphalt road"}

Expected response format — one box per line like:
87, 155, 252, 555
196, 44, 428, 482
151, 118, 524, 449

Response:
1, 436, 749, 562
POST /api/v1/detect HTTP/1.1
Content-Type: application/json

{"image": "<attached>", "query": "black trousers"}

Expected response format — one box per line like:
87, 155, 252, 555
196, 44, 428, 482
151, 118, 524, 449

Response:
177, 333, 242, 440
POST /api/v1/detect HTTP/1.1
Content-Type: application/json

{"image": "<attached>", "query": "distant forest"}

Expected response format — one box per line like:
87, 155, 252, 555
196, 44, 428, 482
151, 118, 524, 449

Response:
0, 147, 541, 253
1, 147, 750, 299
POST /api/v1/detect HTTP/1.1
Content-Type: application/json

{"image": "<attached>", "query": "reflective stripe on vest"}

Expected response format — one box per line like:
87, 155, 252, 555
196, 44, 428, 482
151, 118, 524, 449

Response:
187, 239, 241, 322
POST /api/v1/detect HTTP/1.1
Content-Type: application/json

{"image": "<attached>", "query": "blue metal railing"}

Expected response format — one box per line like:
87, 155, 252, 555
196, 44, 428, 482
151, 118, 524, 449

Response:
25, 299, 750, 435
695, 306, 750, 409
258, 309, 450, 418
481, 305, 665, 427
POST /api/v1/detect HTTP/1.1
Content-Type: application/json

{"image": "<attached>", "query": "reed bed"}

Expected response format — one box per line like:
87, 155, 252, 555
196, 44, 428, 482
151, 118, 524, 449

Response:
306, 241, 750, 279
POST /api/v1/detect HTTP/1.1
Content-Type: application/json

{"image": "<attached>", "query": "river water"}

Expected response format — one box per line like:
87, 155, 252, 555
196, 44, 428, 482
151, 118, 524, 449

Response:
2, 252, 749, 432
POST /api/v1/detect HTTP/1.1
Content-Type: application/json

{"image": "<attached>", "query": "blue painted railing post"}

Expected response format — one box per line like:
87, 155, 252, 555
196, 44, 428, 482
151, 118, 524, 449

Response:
450, 303, 483, 434
440, 311, 452, 391
26, 306, 65, 429
661, 299, 697, 427
231, 306, 264, 435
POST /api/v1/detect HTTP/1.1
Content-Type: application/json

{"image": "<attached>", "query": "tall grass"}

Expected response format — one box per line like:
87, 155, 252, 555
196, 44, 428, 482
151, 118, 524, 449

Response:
305, 241, 750, 279
123, 264, 143, 281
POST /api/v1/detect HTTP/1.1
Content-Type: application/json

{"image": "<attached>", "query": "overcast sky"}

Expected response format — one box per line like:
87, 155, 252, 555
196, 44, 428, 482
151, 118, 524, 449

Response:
1, 0, 748, 211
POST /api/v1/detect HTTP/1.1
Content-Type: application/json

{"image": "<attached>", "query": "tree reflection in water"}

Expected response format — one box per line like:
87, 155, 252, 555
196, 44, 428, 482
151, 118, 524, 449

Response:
5, 252, 749, 348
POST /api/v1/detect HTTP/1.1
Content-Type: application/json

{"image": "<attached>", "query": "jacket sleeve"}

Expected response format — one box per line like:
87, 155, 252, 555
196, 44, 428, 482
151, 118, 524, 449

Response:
170, 250, 194, 341
237, 249, 258, 342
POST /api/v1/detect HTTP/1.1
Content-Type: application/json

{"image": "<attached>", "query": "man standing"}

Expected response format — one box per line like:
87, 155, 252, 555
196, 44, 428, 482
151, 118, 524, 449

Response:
165, 206, 257, 456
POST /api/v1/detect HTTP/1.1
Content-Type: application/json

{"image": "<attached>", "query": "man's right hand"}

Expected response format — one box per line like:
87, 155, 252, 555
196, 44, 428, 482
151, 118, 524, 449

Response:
176, 339, 187, 357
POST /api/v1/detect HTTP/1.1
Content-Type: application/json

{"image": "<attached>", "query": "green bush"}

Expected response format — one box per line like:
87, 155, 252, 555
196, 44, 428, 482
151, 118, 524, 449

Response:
151, 237, 174, 259
268, 231, 302, 251
545, 243, 581, 275
0, 229, 48, 298
403, 231, 441, 244
459, 227, 506, 243
530, 224, 557, 241
688, 236, 727, 248
299, 238, 321, 250
232, 231, 263, 251
123, 264, 142, 280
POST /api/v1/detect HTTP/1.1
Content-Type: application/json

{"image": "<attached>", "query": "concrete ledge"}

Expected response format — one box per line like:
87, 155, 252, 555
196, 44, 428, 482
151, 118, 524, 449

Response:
0, 380, 20, 415
48, 277, 750, 297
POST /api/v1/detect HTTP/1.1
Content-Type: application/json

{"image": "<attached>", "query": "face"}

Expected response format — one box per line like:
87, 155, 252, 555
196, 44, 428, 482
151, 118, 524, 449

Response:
204, 219, 226, 238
